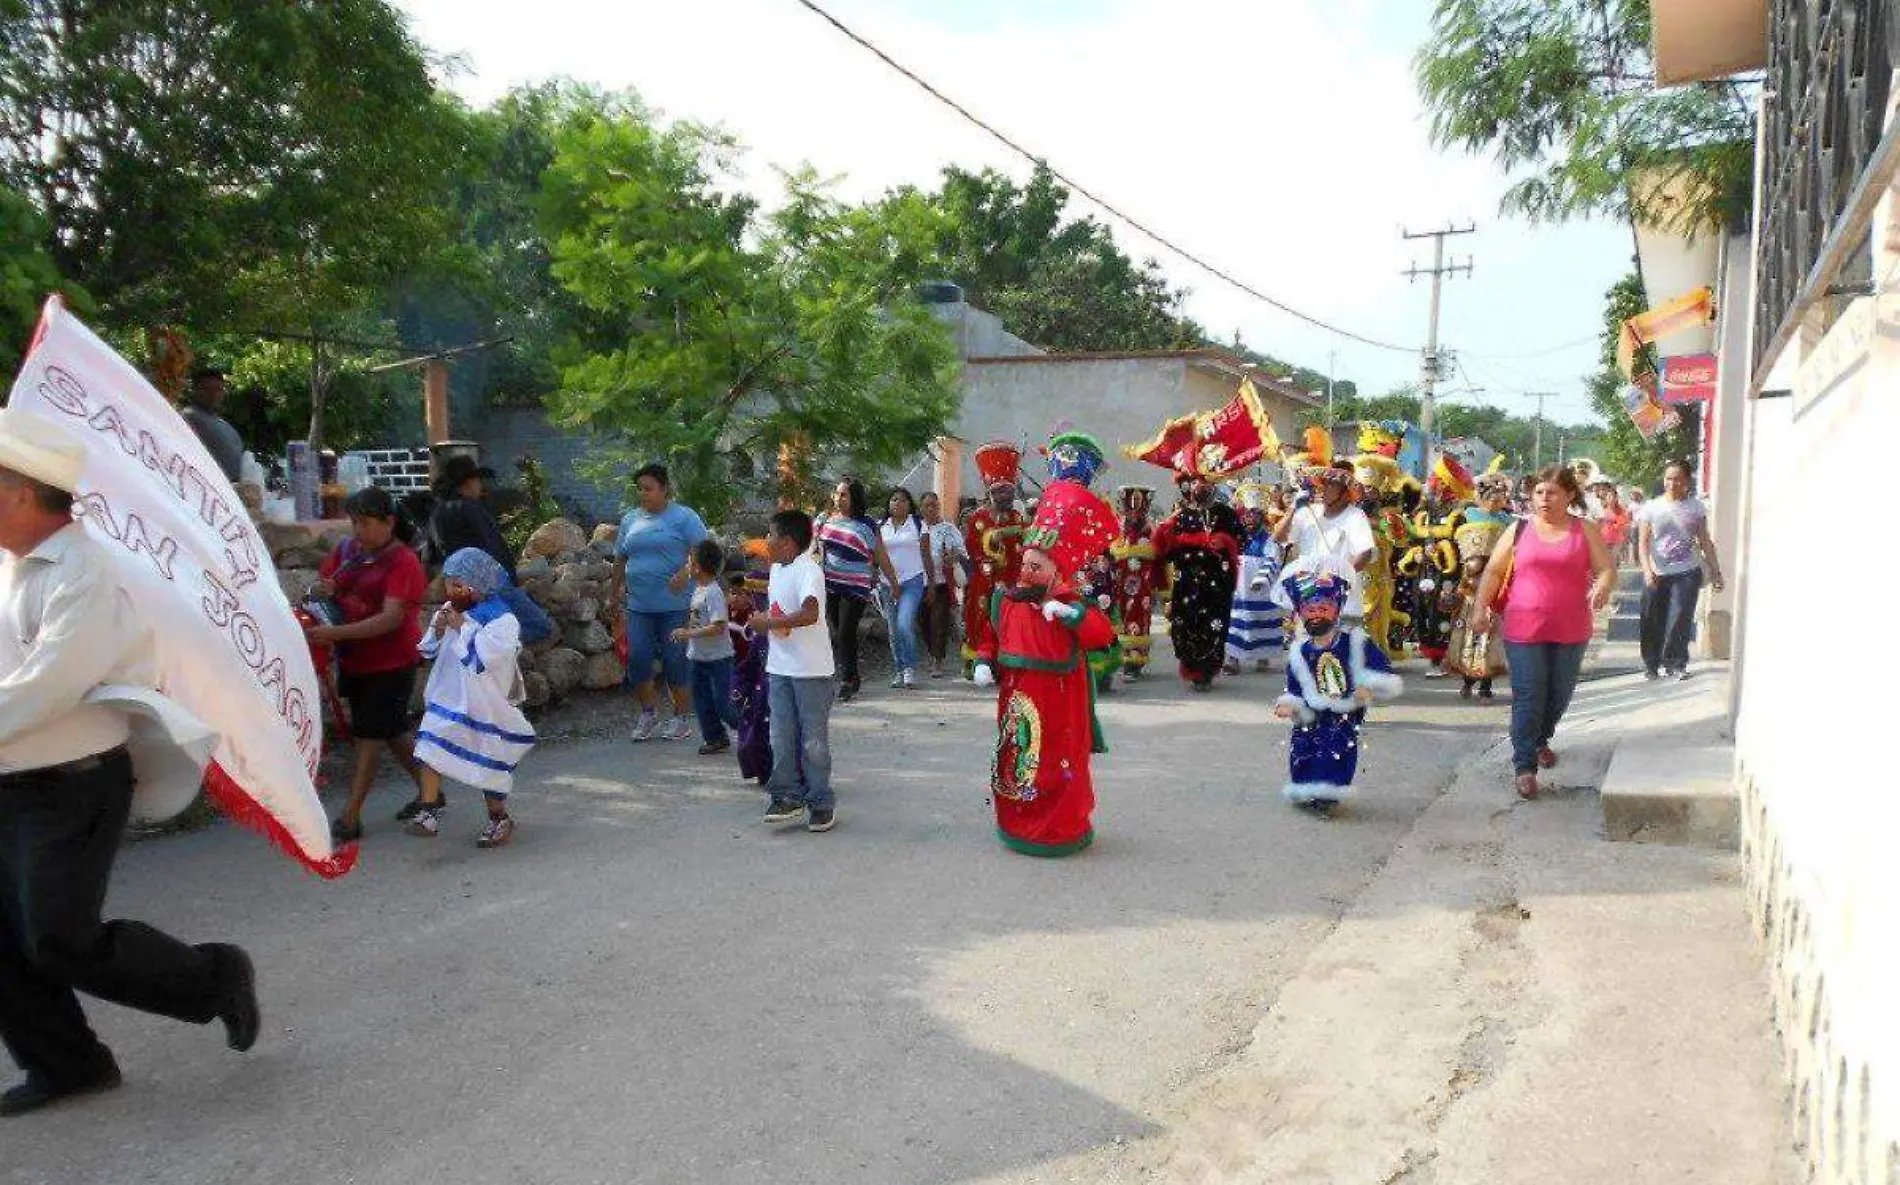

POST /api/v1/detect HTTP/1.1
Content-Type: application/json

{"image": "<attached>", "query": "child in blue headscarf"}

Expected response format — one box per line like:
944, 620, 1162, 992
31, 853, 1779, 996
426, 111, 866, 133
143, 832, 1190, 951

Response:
407, 548, 537, 848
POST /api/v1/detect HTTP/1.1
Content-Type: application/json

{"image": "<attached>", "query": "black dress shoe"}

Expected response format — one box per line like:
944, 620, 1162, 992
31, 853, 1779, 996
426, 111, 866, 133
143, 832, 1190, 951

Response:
0, 1066, 122, 1117
204, 944, 260, 1052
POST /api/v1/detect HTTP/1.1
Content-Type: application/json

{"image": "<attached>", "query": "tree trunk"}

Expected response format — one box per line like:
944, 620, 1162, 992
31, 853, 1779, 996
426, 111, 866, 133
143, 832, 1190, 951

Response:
306, 336, 327, 449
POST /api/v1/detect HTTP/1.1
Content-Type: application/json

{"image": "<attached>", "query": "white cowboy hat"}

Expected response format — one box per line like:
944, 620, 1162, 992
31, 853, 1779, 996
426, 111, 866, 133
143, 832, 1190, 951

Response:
0, 406, 86, 493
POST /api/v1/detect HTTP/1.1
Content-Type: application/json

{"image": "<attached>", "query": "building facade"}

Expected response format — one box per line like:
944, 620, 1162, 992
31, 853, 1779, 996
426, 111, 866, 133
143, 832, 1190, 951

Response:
1655, 3, 1899, 1180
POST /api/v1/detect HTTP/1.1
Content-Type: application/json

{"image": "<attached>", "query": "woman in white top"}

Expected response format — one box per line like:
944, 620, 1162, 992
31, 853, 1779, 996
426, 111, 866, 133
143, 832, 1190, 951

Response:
918, 490, 970, 678
878, 487, 935, 688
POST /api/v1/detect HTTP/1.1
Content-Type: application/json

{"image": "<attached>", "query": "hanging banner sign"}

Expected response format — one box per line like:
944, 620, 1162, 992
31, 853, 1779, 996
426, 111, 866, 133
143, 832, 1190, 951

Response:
1661, 353, 1717, 404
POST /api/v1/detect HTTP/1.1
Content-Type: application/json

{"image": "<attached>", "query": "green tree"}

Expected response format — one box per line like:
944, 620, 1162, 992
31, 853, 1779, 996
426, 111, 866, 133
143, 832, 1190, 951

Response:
2, 1, 454, 322
1415, 0, 1755, 232
905, 165, 1201, 352
1586, 273, 1696, 486
1, 0, 463, 444
0, 186, 86, 378
539, 107, 960, 523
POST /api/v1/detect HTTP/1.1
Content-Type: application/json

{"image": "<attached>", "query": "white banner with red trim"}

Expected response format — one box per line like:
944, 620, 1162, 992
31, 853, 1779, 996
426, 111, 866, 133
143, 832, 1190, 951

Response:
8, 297, 352, 877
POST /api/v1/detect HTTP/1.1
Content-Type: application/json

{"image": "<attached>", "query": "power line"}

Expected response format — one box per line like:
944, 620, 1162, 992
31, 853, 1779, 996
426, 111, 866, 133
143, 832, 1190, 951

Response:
787, 0, 1416, 354
1461, 332, 1603, 360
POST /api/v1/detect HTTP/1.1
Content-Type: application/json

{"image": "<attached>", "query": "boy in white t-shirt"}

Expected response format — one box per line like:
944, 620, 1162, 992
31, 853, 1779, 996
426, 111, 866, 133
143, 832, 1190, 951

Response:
749, 510, 838, 832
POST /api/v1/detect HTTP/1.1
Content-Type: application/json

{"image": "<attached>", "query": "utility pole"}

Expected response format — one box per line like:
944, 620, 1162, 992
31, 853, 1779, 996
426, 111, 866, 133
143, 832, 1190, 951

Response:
1402, 223, 1475, 469
1326, 349, 1337, 427
1524, 391, 1556, 469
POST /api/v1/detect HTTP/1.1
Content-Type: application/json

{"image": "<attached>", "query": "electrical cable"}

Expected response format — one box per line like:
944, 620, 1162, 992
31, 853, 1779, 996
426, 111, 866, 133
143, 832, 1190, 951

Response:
788, 0, 1417, 354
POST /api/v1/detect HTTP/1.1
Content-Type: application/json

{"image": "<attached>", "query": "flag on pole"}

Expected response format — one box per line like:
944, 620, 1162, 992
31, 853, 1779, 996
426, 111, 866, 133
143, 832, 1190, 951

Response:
1616, 286, 1715, 379
1124, 376, 1281, 478
8, 297, 352, 877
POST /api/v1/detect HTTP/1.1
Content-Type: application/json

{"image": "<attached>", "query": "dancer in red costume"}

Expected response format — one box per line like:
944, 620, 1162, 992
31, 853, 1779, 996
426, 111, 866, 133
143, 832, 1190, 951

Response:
971, 480, 1119, 856
1108, 485, 1158, 679
961, 441, 1027, 675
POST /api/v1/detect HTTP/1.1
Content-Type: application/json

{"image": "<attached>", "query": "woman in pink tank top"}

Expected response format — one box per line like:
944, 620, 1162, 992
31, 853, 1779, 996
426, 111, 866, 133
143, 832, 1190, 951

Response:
1471, 466, 1616, 800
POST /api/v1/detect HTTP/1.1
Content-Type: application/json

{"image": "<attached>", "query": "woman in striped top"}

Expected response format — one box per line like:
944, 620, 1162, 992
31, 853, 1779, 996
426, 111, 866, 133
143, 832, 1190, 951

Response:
815, 477, 899, 702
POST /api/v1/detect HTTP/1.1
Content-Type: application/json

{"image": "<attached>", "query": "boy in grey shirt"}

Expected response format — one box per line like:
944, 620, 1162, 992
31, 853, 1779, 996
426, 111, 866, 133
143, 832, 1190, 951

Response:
672, 540, 741, 754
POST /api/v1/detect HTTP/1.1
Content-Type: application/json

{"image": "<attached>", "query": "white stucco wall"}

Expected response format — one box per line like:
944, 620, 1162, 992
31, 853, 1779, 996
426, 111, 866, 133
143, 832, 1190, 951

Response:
928, 301, 1044, 360
951, 356, 1313, 496
1701, 230, 1753, 659
1732, 198, 1900, 1181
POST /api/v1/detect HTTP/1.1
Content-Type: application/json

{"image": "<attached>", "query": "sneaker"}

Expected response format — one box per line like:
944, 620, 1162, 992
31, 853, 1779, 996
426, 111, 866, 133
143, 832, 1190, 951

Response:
1675, 668, 1694, 682
697, 739, 730, 756
476, 815, 515, 849
1643, 668, 1661, 681
1515, 772, 1540, 800
405, 807, 441, 838
891, 672, 904, 689
1536, 746, 1558, 770
631, 710, 660, 742
763, 797, 805, 824
1425, 666, 1449, 679
902, 668, 916, 689
330, 816, 362, 845
807, 806, 837, 833
394, 796, 442, 822
929, 663, 945, 679
661, 715, 692, 742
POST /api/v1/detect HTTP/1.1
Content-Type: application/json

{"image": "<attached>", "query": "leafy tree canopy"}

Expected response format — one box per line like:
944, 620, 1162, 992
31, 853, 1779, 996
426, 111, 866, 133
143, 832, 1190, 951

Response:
893, 165, 1202, 353
1416, 0, 1755, 232
539, 106, 960, 523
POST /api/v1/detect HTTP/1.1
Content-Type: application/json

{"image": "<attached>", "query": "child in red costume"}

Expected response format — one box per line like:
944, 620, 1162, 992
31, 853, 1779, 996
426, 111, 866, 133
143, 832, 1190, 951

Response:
972, 480, 1119, 856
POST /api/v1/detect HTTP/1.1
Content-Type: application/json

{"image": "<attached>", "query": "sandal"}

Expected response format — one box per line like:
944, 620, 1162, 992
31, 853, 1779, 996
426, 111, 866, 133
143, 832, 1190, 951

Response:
1515, 772, 1540, 800
1537, 746, 1557, 769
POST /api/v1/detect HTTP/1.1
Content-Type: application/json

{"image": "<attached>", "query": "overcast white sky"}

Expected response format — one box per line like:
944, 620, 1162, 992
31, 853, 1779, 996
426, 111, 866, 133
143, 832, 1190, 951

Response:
395, 0, 1628, 427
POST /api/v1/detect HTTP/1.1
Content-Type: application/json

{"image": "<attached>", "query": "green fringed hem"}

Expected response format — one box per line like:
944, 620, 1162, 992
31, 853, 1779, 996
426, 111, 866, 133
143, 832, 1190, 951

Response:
997, 826, 1094, 857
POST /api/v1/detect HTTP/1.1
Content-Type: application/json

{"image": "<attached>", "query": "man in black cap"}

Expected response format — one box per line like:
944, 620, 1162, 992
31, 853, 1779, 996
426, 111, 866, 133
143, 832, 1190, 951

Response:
431, 455, 515, 580
182, 366, 244, 483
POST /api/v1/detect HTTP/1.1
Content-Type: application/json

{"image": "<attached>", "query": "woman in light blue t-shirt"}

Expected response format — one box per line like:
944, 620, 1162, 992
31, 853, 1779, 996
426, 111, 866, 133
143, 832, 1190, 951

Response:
613, 463, 710, 742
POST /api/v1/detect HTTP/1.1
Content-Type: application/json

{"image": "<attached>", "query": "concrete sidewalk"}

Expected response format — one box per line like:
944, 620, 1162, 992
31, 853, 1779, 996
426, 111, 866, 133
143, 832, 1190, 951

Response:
1115, 663, 1796, 1184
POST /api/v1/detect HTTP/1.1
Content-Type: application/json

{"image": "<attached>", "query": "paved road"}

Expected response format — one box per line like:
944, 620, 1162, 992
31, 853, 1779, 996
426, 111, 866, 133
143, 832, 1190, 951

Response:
7, 643, 1500, 1185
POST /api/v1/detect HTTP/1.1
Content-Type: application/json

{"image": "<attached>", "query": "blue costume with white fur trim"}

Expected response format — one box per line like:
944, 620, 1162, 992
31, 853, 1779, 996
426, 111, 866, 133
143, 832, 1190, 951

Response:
1273, 568, 1402, 806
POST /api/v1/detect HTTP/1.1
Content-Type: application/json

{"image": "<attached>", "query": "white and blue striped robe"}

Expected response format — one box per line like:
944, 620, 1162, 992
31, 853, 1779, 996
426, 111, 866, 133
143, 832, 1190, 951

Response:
415, 600, 535, 795
1226, 533, 1286, 663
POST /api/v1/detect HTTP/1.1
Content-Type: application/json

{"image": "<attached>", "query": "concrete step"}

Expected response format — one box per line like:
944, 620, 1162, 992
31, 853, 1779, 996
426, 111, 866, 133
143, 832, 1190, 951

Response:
1601, 733, 1738, 849
1607, 615, 1642, 642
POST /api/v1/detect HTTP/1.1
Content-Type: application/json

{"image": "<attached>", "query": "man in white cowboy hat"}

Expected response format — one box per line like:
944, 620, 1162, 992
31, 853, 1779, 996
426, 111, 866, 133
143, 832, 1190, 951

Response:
0, 406, 259, 1118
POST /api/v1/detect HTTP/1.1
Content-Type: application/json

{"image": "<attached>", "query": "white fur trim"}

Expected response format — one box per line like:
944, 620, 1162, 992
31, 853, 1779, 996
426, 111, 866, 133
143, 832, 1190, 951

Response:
1348, 629, 1403, 702
1274, 694, 1316, 724
1285, 635, 1362, 714
1283, 780, 1352, 804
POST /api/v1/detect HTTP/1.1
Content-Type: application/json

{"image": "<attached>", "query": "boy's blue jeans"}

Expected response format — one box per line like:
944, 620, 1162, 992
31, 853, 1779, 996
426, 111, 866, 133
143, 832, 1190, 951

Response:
690, 657, 741, 744
764, 674, 834, 809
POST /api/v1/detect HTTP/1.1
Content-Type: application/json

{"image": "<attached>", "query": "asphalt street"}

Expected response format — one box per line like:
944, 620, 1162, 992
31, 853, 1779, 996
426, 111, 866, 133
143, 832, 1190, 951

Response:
5, 640, 1502, 1185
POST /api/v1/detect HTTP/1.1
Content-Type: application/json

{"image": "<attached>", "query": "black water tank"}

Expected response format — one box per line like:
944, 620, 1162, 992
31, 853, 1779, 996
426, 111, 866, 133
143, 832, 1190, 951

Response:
917, 280, 964, 304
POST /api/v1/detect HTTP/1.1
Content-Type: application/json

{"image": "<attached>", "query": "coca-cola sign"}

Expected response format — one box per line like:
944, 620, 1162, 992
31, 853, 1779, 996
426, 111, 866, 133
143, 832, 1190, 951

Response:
1661, 353, 1717, 403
